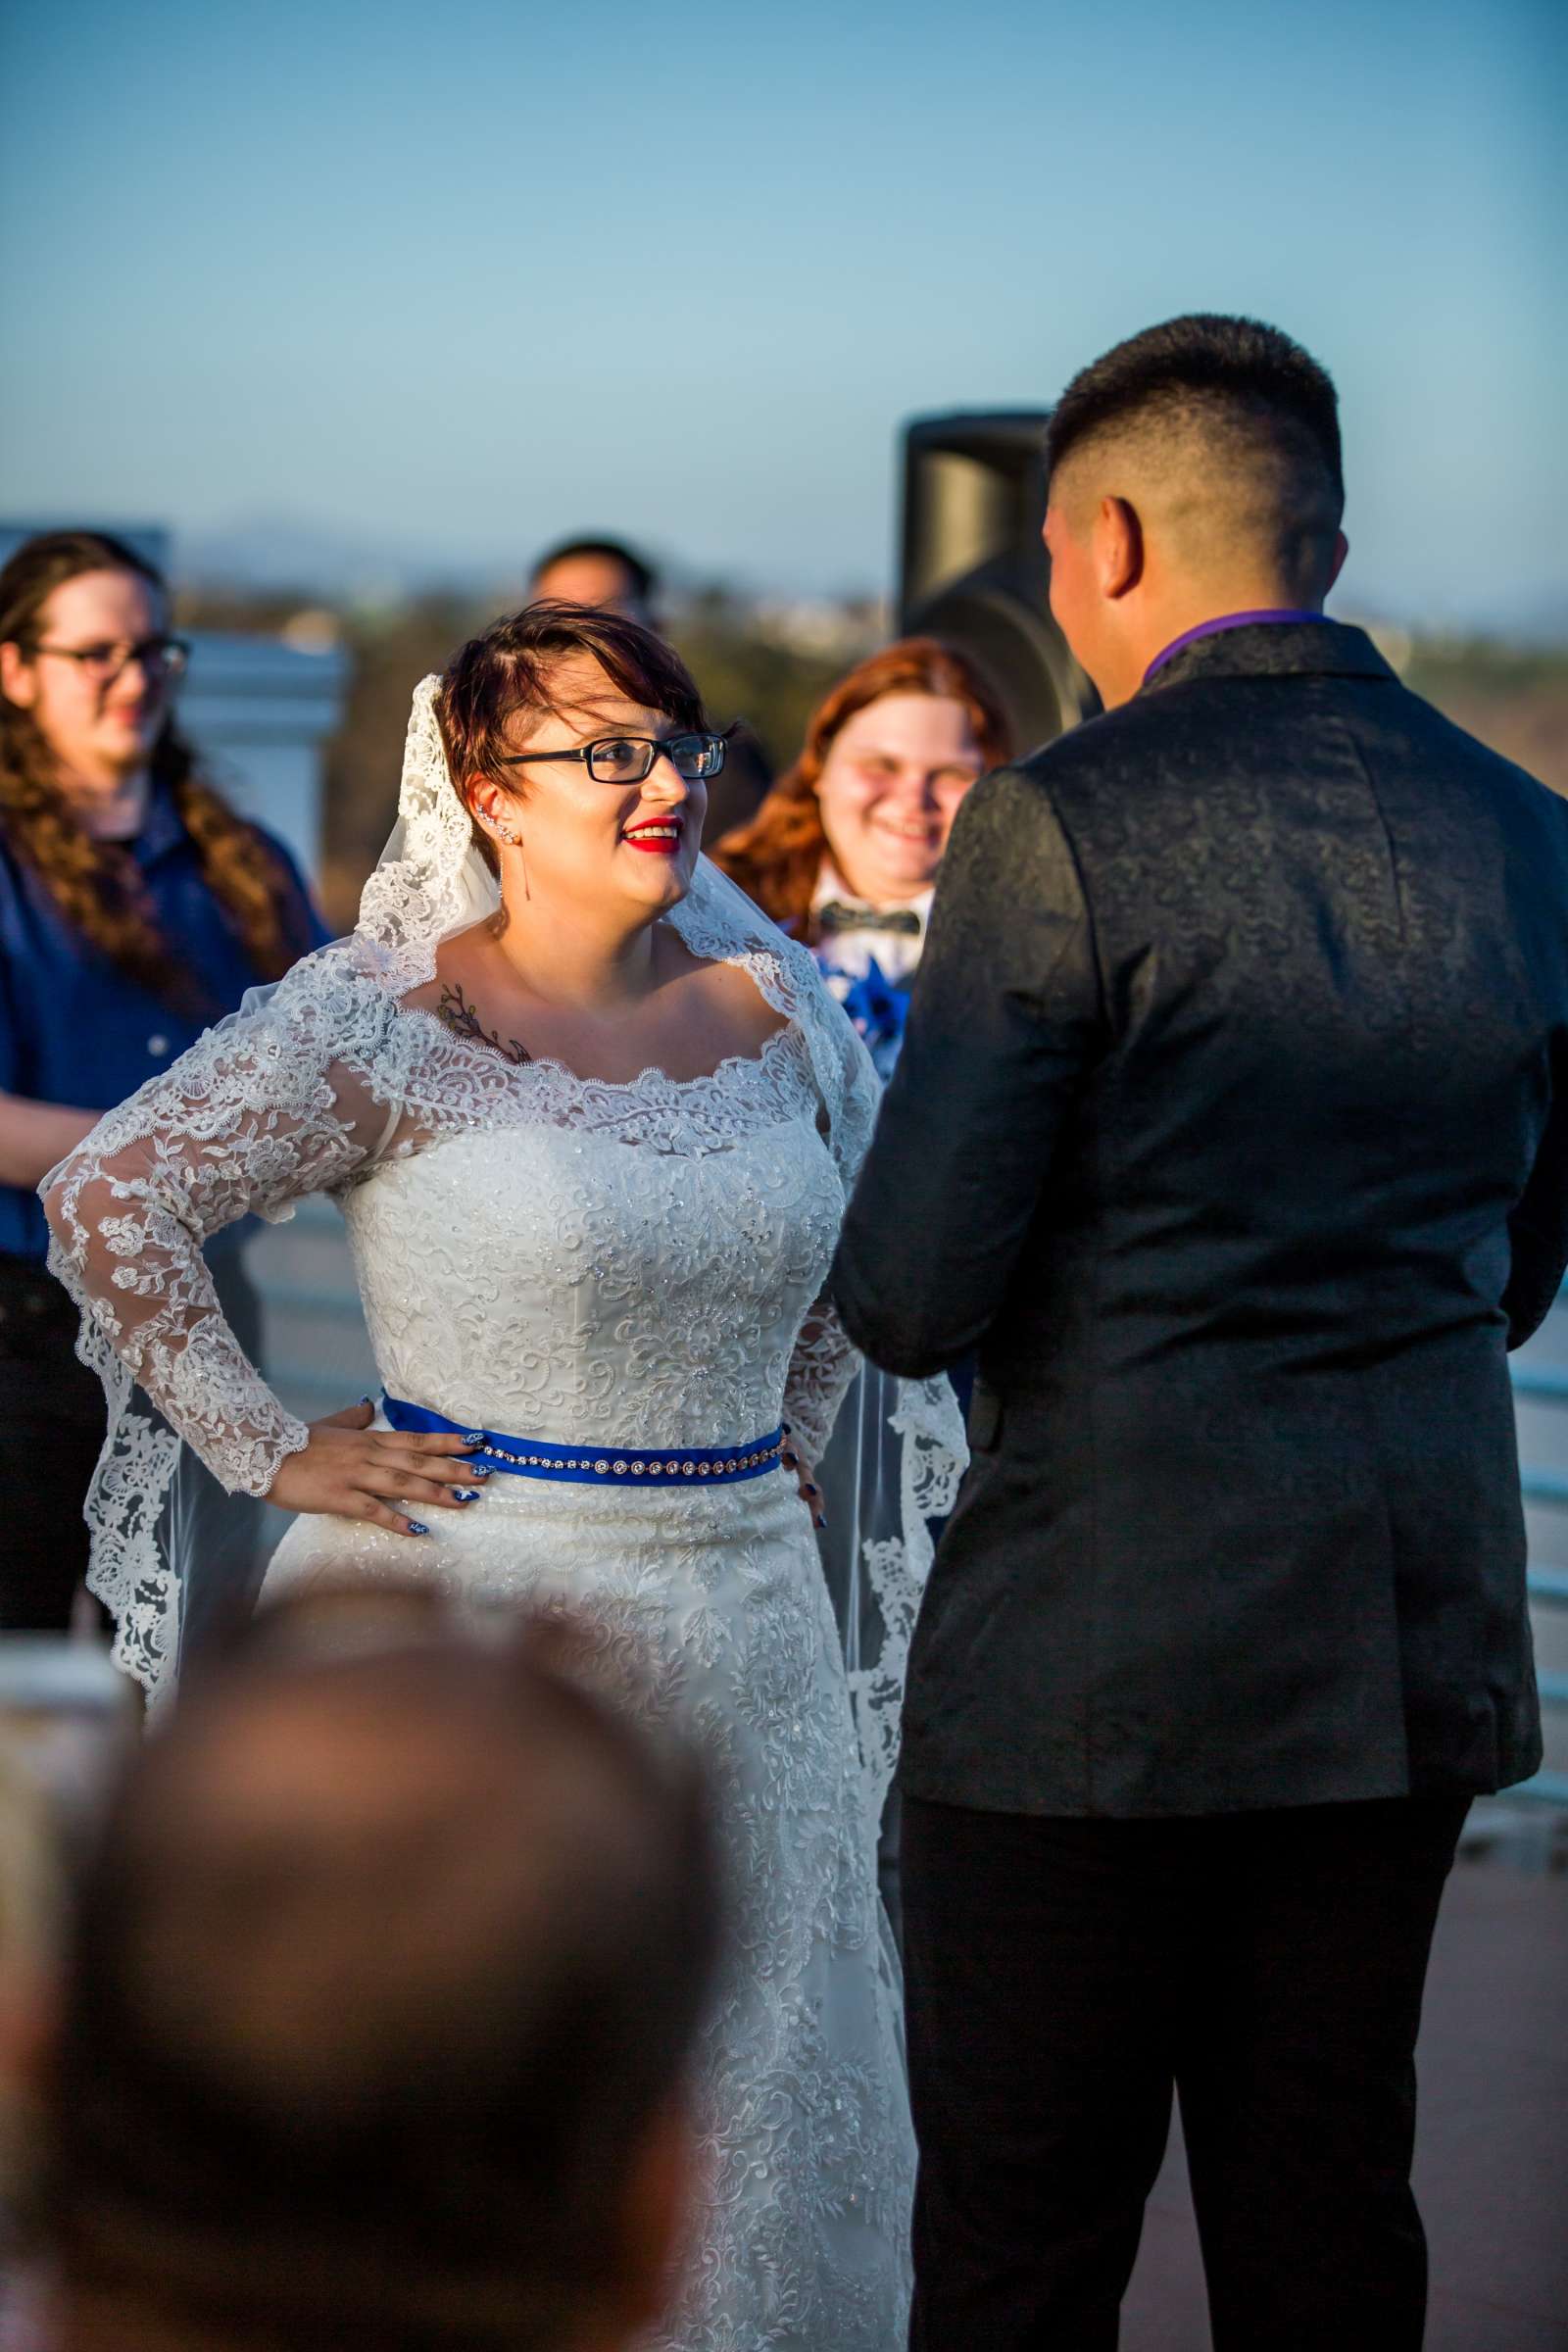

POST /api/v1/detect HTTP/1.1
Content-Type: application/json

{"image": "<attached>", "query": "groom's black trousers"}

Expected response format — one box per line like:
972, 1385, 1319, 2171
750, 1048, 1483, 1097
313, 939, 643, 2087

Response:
901, 1790, 1469, 2351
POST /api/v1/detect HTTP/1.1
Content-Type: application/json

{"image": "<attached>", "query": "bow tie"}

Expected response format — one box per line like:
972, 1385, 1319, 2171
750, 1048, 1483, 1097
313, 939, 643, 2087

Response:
814, 901, 923, 939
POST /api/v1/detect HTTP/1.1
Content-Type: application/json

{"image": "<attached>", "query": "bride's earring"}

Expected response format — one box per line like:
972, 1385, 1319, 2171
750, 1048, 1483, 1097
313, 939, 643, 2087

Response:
496, 825, 529, 900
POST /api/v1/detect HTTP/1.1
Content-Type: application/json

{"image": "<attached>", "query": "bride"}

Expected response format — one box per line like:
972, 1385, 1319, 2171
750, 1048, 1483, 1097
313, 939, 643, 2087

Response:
44, 600, 959, 2349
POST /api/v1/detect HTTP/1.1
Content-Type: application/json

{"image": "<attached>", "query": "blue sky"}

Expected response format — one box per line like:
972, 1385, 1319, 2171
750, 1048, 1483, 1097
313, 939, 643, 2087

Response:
2, 0, 1563, 626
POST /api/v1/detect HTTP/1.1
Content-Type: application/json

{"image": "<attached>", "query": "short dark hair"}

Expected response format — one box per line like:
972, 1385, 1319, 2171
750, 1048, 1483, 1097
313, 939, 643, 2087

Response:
438, 599, 708, 875
46, 1605, 719, 2352
1046, 313, 1343, 500
529, 537, 659, 606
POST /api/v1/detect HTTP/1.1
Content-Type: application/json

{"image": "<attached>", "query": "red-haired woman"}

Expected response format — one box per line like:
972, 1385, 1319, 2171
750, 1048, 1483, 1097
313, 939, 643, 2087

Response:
0, 529, 324, 1630
46, 602, 920, 2340
715, 638, 1011, 1072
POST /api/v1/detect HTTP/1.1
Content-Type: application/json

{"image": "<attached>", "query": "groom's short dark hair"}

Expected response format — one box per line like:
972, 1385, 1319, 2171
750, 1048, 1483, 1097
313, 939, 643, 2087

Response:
1047, 314, 1343, 496
46, 1598, 719, 2352
1046, 316, 1344, 593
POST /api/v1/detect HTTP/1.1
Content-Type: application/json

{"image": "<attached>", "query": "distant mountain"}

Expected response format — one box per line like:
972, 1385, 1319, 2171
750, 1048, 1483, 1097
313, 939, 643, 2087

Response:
175, 514, 1568, 648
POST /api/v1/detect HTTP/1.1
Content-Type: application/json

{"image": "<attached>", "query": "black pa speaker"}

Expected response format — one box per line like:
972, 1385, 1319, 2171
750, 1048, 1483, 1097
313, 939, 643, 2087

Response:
897, 411, 1098, 755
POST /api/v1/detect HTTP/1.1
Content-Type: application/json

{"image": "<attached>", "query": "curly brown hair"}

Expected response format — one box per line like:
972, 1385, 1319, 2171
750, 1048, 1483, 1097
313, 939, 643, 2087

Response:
435, 599, 709, 879
0, 531, 316, 1014
711, 638, 1012, 944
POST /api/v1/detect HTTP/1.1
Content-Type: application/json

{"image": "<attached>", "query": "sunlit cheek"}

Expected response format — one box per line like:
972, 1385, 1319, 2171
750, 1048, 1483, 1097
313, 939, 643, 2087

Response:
853, 780, 899, 827
1053, 550, 1096, 644
48, 683, 97, 741
815, 786, 866, 858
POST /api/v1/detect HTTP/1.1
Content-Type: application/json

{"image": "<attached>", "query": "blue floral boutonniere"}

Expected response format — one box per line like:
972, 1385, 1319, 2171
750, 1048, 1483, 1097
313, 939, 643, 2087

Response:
838, 956, 912, 1080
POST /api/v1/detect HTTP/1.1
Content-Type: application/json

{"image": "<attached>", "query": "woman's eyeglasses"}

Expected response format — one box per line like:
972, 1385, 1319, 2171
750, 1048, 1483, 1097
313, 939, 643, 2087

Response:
498, 730, 728, 786
29, 635, 191, 685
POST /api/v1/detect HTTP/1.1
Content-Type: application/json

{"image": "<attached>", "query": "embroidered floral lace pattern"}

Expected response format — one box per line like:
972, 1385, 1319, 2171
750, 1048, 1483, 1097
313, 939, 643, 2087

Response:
265, 1468, 915, 2349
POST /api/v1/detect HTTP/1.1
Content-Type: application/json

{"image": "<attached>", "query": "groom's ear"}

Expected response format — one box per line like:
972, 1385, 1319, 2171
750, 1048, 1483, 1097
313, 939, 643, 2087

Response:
1096, 496, 1144, 601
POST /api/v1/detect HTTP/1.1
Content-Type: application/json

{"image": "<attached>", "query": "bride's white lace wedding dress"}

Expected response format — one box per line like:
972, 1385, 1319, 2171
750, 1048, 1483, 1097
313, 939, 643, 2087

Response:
43, 684, 961, 2348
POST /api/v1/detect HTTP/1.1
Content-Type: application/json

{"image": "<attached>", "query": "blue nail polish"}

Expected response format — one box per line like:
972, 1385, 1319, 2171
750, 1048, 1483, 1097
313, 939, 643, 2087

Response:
470, 1464, 494, 1480
814, 1513, 828, 1529
453, 1489, 481, 1503
464, 1431, 485, 1446
407, 1521, 430, 1537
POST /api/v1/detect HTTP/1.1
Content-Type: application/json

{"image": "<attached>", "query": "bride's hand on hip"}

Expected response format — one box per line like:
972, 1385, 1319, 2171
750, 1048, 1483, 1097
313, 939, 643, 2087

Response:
781, 1430, 826, 1529
265, 1400, 482, 1536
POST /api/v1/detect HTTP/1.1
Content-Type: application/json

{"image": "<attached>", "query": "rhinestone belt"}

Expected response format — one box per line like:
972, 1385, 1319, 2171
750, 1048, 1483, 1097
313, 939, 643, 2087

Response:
381, 1396, 785, 1488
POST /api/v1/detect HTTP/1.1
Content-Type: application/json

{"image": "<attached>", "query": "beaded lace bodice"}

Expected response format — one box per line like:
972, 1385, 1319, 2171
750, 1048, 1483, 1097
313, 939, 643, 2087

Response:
344, 1021, 849, 1450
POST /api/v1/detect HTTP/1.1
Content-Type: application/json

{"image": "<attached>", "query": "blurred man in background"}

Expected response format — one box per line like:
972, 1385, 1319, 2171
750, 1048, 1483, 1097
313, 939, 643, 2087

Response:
39, 1595, 718, 2352
529, 537, 661, 630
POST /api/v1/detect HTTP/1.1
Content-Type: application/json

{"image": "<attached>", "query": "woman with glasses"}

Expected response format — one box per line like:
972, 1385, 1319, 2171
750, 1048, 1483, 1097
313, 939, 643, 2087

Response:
46, 600, 933, 2346
0, 528, 324, 1632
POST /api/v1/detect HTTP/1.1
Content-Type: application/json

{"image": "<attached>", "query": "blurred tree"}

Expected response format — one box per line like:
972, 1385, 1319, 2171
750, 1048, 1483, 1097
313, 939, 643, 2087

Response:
180, 580, 1566, 938
177, 584, 488, 928
669, 587, 879, 776
180, 583, 883, 925
1403, 639, 1568, 801
314, 598, 490, 929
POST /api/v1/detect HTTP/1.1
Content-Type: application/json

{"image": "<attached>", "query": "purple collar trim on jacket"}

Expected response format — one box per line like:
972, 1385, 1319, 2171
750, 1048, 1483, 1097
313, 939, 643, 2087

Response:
1143, 609, 1328, 685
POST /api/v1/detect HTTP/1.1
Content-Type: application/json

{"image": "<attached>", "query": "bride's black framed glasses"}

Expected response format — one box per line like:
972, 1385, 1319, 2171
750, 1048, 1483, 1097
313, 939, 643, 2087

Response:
498, 730, 729, 786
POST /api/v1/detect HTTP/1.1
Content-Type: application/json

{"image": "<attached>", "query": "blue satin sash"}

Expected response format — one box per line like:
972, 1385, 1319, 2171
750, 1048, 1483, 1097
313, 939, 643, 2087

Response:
381, 1396, 784, 1489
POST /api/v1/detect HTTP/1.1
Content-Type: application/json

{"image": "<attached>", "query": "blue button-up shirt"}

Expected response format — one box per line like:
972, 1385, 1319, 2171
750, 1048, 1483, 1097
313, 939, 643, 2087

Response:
0, 789, 328, 1259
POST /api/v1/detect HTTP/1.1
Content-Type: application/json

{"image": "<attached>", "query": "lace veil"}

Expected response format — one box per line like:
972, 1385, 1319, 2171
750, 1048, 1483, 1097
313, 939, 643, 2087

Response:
46, 677, 963, 1829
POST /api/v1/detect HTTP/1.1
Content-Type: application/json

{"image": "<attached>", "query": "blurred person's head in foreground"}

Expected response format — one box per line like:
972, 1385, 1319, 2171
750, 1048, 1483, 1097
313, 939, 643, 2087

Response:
1043, 312, 1349, 710
43, 1588, 720, 2352
713, 638, 1011, 943
0, 529, 315, 1010
529, 539, 660, 632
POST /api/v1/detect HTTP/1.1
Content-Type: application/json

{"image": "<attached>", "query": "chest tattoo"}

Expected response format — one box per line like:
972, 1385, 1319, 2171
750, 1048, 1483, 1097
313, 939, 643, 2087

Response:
435, 981, 533, 1066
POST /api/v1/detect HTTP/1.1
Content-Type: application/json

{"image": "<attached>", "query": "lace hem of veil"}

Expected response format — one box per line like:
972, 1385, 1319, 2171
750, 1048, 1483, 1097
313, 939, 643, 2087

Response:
854, 1373, 965, 1825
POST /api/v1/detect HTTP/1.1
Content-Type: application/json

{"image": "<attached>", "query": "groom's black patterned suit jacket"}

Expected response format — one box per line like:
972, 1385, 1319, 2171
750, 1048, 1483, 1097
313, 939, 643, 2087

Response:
832, 620, 1568, 1816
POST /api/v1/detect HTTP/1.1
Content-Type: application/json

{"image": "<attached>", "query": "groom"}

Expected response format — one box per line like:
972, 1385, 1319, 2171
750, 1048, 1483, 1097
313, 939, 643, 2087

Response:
832, 314, 1568, 2348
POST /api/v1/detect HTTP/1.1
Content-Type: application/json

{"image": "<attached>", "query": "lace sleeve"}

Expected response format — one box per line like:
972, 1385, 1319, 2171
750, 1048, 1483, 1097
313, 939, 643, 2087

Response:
782, 996, 879, 1462
42, 965, 408, 1498
783, 1293, 858, 1465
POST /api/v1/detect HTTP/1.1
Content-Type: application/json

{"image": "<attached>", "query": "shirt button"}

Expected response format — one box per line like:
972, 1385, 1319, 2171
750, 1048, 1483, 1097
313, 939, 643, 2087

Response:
147, 1034, 170, 1056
